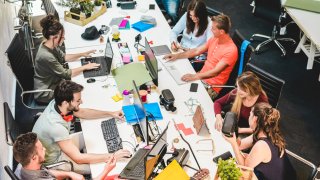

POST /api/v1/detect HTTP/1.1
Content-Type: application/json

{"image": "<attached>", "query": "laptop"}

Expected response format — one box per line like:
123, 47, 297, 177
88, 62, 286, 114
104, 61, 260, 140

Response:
151, 45, 171, 56
119, 123, 169, 180
81, 38, 113, 78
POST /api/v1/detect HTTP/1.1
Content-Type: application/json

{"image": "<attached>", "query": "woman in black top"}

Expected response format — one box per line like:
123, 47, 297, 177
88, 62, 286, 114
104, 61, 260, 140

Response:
224, 102, 296, 180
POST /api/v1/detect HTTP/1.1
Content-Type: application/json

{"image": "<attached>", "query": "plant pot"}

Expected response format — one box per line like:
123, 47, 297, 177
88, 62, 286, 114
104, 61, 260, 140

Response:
94, 5, 101, 12
70, 8, 80, 20
85, 13, 91, 18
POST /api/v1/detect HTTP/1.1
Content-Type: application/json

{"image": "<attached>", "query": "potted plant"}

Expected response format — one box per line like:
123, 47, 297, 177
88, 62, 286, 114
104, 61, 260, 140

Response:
94, 0, 102, 12
80, 0, 94, 18
63, 0, 81, 20
215, 158, 242, 180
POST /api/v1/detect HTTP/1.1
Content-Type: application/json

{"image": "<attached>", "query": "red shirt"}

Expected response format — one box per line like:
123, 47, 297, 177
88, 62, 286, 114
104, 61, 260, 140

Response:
214, 89, 269, 128
200, 36, 238, 93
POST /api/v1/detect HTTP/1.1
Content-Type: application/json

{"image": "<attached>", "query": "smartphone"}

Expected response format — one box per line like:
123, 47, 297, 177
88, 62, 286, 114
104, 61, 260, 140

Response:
190, 83, 198, 92
213, 151, 233, 163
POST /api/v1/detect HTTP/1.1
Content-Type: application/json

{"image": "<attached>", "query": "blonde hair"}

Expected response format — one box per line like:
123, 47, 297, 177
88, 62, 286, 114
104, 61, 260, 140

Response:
253, 102, 286, 155
231, 71, 265, 118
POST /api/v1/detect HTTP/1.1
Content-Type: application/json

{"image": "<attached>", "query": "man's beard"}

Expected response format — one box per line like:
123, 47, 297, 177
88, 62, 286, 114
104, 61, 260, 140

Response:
67, 104, 79, 112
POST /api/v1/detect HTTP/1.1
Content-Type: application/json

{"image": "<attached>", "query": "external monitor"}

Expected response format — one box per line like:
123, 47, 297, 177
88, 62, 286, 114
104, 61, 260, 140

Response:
145, 122, 169, 179
132, 80, 149, 145
144, 37, 158, 86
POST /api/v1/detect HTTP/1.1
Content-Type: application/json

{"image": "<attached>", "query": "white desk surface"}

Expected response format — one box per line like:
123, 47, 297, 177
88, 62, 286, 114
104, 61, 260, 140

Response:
285, 7, 320, 49
61, 0, 232, 178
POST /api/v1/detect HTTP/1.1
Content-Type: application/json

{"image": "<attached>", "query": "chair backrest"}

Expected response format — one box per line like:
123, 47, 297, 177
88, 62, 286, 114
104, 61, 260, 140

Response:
206, 6, 221, 17
3, 102, 23, 146
245, 63, 285, 108
215, 30, 255, 98
4, 166, 20, 180
253, 0, 282, 23
286, 149, 317, 180
42, 0, 59, 19
6, 33, 35, 92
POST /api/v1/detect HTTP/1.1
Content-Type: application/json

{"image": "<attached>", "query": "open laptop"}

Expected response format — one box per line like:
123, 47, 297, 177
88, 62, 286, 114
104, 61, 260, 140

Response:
119, 123, 169, 180
81, 38, 113, 78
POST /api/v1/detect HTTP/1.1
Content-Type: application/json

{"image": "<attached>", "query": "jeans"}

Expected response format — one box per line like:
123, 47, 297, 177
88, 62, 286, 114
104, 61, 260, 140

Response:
156, 0, 180, 23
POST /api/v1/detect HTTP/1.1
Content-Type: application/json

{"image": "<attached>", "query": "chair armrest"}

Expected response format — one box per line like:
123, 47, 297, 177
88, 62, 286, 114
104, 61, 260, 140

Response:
21, 89, 53, 96
46, 160, 74, 172
190, 59, 206, 64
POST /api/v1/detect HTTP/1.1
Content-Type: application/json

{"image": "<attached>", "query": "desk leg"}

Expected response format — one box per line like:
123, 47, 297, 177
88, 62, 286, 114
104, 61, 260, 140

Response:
294, 34, 306, 54
307, 42, 316, 70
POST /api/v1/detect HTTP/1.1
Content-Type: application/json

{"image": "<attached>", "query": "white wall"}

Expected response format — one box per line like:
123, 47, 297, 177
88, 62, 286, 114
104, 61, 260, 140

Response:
0, 2, 19, 180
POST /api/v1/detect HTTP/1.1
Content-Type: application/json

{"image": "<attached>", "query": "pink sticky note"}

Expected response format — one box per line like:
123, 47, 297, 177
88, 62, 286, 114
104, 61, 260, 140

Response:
119, 19, 128, 28
176, 123, 186, 130
182, 128, 194, 136
122, 54, 131, 64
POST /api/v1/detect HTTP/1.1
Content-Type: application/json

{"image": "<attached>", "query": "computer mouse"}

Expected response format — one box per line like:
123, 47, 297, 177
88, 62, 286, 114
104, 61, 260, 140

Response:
87, 78, 96, 83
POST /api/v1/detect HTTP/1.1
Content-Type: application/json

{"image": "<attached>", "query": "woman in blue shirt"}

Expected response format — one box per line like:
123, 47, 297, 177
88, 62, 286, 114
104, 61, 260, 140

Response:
170, 0, 212, 51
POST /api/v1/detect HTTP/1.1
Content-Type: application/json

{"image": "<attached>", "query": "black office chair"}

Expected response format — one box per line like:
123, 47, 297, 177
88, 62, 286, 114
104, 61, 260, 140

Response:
159, 0, 186, 26
5, 33, 52, 109
314, 166, 320, 179
206, 6, 221, 17
4, 166, 19, 180
250, 0, 296, 57
42, 0, 59, 19
4, 160, 74, 180
245, 63, 285, 108
286, 149, 317, 180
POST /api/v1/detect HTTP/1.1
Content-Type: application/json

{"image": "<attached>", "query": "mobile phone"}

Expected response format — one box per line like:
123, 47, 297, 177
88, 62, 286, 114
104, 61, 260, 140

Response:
213, 151, 232, 163
149, 4, 155, 10
190, 83, 198, 92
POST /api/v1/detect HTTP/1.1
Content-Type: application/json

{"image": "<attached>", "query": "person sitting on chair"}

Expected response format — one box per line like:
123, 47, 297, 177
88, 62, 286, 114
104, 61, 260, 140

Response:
34, 14, 99, 104
156, 0, 180, 25
214, 71, 268, 135
13, 132, 117, 180
32, 80, 131, 174
223, 102, 296, 179
164, 14, 238, 100
170, 0, 212, 52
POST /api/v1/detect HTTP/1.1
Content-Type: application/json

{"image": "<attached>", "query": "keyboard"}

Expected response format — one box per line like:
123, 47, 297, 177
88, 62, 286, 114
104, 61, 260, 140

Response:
101, 118, 123, 153
81, 56, 112, 78
119, 148, 149, 179
160, 60, 187, 85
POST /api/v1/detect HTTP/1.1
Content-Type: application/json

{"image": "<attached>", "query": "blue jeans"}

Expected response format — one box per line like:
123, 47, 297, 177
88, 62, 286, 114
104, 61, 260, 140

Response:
156, 0, 180, 23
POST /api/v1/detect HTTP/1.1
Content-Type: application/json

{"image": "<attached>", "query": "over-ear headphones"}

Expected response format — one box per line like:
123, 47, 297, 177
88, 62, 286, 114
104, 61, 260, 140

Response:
54, 103, 74, 122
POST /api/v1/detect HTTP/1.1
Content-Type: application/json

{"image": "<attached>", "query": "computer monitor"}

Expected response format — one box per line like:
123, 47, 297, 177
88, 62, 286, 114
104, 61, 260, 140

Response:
145, 122, 169, 179
132, 80, 149, 145
144, 37, 158, 86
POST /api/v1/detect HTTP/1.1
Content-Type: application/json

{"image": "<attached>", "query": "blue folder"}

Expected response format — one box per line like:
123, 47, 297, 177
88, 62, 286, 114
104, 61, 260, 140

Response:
122, 102, 163, 123
131, 21, 154, 32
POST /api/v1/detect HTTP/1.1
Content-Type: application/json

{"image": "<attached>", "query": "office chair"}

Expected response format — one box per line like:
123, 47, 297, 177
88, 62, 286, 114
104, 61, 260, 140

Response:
4, 160, 74, 180
5, 33, 52, 109
250, 0, 296, 57
286, 149, 317, 180
159, 0, 186, 27
314, 166, 320, 179
244, 63, 285, 108
42, 0, 59, 19
206, 6, 221, 17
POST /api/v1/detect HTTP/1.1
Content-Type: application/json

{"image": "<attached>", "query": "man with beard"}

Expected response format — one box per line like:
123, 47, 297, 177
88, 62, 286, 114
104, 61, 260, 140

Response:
13, 132, 117, 179
32, 80, 131, 174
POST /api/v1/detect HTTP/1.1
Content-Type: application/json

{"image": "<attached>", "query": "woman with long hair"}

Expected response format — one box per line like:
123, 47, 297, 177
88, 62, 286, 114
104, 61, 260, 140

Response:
214, 71, 268, 134
170, 0, 212, 51
34, 14, 99, 104
224, 102, 296, 179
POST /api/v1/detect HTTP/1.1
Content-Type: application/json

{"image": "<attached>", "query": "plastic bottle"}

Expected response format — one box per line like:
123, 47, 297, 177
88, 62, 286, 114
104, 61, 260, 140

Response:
122, 90, 131, 105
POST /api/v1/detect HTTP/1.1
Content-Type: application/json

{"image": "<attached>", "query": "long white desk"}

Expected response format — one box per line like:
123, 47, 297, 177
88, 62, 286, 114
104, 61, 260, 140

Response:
57, 0, 232, 178
284, 7, 320, 81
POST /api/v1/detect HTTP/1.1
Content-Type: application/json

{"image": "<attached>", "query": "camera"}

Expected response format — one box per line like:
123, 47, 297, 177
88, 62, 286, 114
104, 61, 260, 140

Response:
159, 89, 176, 112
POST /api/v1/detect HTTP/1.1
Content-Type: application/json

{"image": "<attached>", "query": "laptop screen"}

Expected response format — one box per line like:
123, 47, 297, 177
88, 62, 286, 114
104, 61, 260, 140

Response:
105, 38, 113, 58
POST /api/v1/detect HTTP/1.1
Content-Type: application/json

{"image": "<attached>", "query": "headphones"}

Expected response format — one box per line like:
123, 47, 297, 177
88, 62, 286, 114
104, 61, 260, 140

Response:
54, 103, 74, 122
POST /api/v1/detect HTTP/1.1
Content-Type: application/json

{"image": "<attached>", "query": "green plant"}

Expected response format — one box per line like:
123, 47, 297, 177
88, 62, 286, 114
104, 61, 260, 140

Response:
94, 0, 102, 6
61, 0, 80, 9
80, 0, 94, 15
217, 158, 242, 180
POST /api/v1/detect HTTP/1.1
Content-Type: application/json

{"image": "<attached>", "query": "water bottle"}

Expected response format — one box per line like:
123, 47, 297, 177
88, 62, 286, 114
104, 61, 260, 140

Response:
122, 90, 131, 106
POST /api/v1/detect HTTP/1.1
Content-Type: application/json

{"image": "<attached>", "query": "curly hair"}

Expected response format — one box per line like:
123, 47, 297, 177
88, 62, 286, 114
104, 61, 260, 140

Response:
40, 14, 64, 40
252, 102, 286, 155
186, 0, 208, 37
13, 132, 38, 166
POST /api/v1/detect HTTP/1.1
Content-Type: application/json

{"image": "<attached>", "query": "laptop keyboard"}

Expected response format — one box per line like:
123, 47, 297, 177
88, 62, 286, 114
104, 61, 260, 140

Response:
81, 57, 111, 78
127, 161, 144, 177
101, 118, 123, 153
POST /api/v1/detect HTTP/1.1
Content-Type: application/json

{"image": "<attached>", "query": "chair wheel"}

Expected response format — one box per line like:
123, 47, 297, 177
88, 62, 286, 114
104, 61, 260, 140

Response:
281, 53, 286, 58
